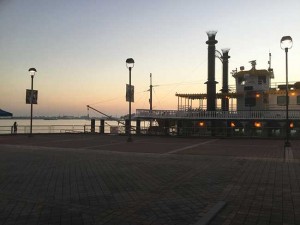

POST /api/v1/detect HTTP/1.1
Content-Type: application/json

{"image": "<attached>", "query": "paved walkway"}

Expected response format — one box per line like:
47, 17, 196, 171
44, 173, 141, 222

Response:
0, 134, 300, 225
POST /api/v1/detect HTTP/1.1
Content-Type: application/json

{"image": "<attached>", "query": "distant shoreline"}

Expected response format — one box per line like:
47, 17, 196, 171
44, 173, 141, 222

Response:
0, 117, 91, 120
0, 116, 122, 120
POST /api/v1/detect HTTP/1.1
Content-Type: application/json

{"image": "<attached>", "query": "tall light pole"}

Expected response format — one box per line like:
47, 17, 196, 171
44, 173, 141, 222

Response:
280, 36, 293, 148
126, 58, 134, 142
28, 68, 37, 136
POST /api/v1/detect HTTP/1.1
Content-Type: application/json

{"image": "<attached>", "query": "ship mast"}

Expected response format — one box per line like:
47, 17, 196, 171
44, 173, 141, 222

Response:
268, 51, 274, 86
149, 73, 153, 112
268, 52, 272, 71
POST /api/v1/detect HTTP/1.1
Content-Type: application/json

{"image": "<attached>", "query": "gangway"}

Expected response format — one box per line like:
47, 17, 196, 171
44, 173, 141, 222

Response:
86, 105, 136, 131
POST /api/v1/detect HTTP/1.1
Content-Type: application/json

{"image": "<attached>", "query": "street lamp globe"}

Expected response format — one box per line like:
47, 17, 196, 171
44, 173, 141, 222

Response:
280, 36, 293, 50
126, 58, 135, 69
28, 68, 37, 76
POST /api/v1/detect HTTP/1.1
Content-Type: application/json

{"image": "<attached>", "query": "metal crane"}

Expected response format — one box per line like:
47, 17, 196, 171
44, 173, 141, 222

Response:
86, 105, 135, 131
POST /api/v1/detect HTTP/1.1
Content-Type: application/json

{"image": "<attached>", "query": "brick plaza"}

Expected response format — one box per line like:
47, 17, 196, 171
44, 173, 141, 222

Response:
0, 134, 300, 225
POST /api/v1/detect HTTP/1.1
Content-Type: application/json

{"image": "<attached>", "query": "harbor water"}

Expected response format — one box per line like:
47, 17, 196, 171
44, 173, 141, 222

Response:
0, 119, 144, 135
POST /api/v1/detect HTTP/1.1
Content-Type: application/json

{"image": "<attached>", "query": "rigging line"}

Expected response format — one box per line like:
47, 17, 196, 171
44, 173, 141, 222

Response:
140, 98, 148, 109
158, 79, 200, 102
87, 107, 89, 119
88, 96, 123, 106
88, 91, 146, 106
131, 90, 149, 105
152, 88, 163, 109
157, 80, 203, 87
154, 59, 204, 89
134, 91, 147, 104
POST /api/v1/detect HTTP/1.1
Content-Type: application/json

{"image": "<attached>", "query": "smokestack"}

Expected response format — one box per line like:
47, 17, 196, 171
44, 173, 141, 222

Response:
221, 48, 230, 111
205, 31, 218, 111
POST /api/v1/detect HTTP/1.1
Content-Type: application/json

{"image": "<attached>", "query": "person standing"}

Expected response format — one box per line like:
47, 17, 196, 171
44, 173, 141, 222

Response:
13, 121, 17, 134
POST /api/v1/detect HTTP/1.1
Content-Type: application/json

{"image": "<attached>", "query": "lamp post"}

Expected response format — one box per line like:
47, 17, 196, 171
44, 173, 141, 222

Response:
28, 68, 37, 136
280, 36, 293, 148
126, 58, 134, 142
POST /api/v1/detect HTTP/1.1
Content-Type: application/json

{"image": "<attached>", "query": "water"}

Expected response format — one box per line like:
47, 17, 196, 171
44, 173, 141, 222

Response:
0, 119, 142, 134
0, 119, 91, 127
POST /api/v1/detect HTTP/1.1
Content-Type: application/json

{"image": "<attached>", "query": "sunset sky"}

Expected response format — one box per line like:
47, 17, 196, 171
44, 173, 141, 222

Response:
1, 0, 300, 117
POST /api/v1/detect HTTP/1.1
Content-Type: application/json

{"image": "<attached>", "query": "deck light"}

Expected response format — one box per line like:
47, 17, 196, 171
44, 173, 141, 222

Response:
254, 122, 262, 128
199, 121, 205, 127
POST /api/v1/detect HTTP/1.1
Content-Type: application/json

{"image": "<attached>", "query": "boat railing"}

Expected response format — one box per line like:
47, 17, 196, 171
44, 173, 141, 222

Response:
135, 109, 300, 120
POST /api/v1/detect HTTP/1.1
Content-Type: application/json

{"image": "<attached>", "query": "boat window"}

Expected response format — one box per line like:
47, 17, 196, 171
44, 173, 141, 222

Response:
245, 97, 256, 107
277, 96, 288, 106
297, 96, 300, 105
258, 76, 266, 85
238, 77, 245, 85
245, 91, 256, 107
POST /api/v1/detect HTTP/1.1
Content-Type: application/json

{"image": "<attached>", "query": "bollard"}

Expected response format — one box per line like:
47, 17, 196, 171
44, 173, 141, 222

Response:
91, 119, 95, 133
100, 119, 105, 134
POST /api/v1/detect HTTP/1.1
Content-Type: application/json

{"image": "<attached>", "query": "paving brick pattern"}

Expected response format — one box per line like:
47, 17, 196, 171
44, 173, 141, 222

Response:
0, 135, 300, 225
210, 160, 300, 225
